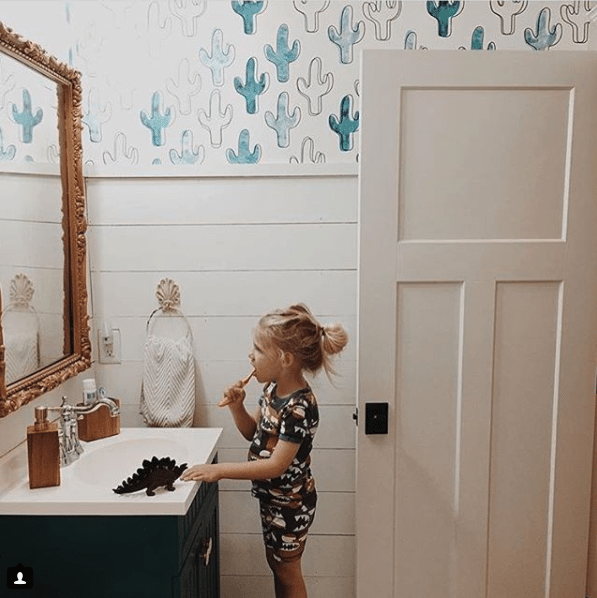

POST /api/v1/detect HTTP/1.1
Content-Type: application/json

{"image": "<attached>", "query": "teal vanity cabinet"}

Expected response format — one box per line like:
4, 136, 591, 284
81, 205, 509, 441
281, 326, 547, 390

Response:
174, 478, 220, 598
1, 479, 219, 598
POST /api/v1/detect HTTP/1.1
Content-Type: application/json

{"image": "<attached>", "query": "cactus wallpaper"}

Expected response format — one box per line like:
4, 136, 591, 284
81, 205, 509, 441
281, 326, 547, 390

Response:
0, 50, 60, 165
0, 1, 593, 167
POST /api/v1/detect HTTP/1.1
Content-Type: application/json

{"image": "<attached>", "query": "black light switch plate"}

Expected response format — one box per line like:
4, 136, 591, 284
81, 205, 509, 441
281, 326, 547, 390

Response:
365, 402, 389, 435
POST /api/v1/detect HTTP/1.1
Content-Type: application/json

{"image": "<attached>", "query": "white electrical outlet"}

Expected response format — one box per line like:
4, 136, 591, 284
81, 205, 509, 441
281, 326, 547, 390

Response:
97, 328, 122, 364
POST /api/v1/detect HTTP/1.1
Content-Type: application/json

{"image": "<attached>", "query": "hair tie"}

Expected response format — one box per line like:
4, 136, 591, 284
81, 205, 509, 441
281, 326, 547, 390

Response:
319, 325, 326, 337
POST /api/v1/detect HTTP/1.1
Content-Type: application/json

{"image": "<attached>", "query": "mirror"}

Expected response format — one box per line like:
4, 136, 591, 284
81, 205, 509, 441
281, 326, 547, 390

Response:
0, 21, 91, 417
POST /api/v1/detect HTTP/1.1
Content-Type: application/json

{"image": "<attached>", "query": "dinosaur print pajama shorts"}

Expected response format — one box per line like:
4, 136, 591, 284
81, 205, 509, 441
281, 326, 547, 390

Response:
258, 490, 317, 563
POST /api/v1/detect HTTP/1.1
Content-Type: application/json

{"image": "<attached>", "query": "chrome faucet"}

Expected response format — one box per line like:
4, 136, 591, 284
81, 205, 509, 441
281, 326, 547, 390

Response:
47, 394, 120, 466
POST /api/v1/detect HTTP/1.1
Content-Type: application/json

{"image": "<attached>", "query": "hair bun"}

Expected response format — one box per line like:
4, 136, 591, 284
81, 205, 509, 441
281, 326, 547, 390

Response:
321, 323, 349, 356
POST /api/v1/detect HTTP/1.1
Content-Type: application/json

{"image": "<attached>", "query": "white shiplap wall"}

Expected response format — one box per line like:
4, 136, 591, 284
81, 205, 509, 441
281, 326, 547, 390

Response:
86, 165, 358, 598
0, 168, 66, 372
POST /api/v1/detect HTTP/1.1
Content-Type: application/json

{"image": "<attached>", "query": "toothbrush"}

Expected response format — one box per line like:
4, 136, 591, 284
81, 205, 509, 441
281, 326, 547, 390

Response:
218, 368, 255, 407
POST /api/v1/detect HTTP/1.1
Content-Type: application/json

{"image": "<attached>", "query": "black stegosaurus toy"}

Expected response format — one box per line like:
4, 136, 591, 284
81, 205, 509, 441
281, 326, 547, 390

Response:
113, 456, 188, 496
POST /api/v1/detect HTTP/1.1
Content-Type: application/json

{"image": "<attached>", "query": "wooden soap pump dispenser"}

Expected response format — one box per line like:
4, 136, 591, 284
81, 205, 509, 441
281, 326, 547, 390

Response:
27, 406, 60, 489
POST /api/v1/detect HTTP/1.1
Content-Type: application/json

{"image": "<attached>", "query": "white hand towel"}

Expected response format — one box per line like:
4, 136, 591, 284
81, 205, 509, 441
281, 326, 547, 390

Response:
5, 329, 39, 384
140, 330, 195, 428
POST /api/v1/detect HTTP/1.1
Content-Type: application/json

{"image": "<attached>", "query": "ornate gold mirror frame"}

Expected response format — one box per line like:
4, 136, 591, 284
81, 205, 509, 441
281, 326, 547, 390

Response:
0, 22, 91, 417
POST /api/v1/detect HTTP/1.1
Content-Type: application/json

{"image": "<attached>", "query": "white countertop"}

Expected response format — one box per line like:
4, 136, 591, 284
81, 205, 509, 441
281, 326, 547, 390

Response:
0, 427, 222, 516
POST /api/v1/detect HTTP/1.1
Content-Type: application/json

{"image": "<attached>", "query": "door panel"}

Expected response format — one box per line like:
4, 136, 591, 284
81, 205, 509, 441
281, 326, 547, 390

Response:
398, 87, 571, 241
487, 282, 560, 597
394, 282, 461, 597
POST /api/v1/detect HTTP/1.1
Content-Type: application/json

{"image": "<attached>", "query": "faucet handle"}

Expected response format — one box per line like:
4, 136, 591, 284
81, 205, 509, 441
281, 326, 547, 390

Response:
47, 396, 70, 412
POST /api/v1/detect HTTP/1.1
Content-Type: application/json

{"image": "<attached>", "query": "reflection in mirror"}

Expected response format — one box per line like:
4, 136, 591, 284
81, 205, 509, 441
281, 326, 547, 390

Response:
3, 274, 39, 384
3, 274, 57, 385
0, 51, 65, 383
0, 21, 91, 417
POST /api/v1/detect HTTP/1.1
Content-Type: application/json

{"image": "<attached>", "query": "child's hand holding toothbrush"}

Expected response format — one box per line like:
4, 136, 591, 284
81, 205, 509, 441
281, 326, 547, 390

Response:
218, 369, 255, 407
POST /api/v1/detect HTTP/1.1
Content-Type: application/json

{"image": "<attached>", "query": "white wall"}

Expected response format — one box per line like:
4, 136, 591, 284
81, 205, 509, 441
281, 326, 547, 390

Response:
0, 167, 66, 378
86, 165, 358, 598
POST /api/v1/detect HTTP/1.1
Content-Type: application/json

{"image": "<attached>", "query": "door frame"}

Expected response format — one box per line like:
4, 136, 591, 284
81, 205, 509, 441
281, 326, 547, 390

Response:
587, 399, 597, 595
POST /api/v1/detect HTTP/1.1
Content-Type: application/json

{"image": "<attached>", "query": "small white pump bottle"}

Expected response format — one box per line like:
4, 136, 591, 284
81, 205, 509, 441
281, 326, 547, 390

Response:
82, 378, 98, 405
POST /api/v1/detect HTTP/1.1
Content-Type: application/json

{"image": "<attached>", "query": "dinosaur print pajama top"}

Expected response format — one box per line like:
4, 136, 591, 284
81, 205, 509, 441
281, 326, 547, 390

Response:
248, 382, 319, 562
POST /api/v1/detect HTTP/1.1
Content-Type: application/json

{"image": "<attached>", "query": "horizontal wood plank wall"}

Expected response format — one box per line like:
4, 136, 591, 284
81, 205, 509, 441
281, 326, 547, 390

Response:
86, 169, 358, 598
0, 171, 66, 370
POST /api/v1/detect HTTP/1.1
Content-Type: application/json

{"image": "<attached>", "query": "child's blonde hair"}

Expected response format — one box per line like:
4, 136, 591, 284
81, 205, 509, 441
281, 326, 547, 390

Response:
256, 303, 348, 377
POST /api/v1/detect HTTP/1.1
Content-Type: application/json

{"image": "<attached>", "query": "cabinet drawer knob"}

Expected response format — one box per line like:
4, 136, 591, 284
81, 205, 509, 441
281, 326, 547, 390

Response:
201, 537, 213, 566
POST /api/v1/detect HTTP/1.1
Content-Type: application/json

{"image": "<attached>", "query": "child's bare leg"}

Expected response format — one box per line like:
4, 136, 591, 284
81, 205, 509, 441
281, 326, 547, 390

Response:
266, 550, 308, 598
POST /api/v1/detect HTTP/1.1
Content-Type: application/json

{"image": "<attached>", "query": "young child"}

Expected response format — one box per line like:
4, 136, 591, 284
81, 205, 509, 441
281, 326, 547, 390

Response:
181, 303, 348, 598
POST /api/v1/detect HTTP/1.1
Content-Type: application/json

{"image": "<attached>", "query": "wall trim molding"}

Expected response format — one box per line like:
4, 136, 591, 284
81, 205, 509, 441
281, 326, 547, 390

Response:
83, 163, 358, 179
0, 163, 61, 176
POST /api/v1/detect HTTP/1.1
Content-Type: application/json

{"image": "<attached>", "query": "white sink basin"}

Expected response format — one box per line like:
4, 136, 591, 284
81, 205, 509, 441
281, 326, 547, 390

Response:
73, 437, 190, 488
0, 427, 222, 516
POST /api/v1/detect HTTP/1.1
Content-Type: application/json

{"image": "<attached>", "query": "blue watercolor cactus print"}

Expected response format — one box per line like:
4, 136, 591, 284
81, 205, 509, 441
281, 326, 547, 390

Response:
265, 24, 300, 83
199, 29, 235, 87
140, 91, 173, 146
169, 129, 204, 164
328, 5, 365, 64
63, 0, 594, 167
234, 57, 268, 114
468, 25, 496, 50
12, 89, 43, 143
426, 1, 464, 37
231, 0, 266, 34
525, 7, 562, 50
265, 91, 301, 148
227, 128, 261, 163
329, 94, 359, 151
404, 30, 418, 49
83, 88, 111, 142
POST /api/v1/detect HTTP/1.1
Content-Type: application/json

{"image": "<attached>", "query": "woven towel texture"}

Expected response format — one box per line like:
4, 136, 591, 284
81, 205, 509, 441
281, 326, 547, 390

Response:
140, 334, 195, 427
5, 329, 39, 384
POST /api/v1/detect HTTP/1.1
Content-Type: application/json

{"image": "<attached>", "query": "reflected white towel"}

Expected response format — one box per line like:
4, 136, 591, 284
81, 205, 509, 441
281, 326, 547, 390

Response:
140, 333, 195, 427
5, 330, 39, 384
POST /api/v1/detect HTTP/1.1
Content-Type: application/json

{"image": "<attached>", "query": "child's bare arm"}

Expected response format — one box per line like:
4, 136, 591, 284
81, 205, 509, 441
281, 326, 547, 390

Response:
229, 403, 259, 441
181, 439, 300, 483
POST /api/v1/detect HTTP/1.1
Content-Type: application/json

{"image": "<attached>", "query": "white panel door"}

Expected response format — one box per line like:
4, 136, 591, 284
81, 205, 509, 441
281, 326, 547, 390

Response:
357, 51, 597, 598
